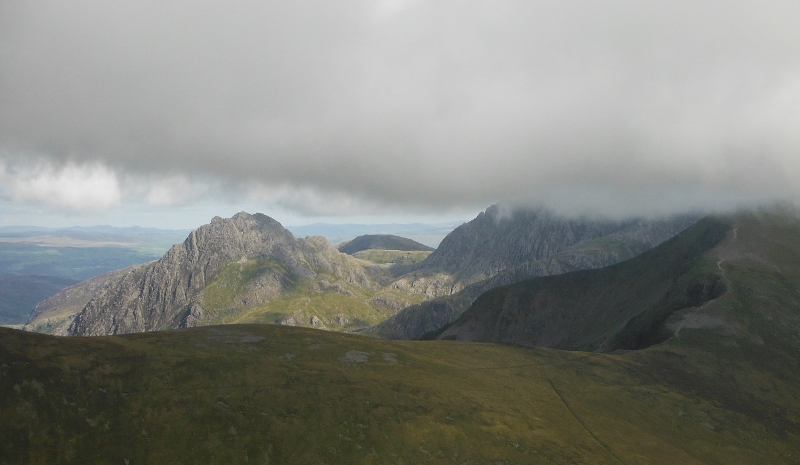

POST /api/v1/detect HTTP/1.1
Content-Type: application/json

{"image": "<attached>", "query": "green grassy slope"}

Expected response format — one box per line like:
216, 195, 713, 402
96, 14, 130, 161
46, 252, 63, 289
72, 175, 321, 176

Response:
192, 259, 423, 331
2, 324, 798, 464
339, 234, 434, 254
353, 249, 432, 265
439, 208, 800, 359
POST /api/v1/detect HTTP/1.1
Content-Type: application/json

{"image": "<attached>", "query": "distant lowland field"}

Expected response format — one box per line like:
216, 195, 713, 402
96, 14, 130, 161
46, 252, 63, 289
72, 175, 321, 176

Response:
0, 226, 189, 326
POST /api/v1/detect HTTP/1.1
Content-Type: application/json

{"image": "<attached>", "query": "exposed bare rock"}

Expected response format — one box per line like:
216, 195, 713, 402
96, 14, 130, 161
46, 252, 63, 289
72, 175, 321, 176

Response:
370, 206, 699, 339
368, 293, 411, 315
65, 213, 382, 336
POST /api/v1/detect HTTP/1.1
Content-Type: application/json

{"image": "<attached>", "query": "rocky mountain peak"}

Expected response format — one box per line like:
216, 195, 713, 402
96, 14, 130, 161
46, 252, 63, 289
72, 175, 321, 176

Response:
66, 212, 311, 336
415, 204, 634, 285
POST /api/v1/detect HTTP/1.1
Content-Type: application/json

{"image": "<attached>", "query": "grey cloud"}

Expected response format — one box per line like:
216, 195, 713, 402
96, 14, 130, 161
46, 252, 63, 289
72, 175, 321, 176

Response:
2, 0, 800, 217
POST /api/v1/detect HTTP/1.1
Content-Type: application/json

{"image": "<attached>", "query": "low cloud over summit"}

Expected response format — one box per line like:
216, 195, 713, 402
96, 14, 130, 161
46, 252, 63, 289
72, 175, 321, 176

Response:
2, 1, 800, 220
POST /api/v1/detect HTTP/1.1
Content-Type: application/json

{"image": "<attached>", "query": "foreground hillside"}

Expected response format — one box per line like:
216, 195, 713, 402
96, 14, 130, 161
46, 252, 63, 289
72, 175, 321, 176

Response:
2, 324, 798, 464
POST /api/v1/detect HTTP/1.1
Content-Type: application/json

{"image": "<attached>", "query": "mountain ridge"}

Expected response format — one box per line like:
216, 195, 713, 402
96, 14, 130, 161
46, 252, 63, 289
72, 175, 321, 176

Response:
435, 207, 800, 358
368, 207, 699, 339
62, 212, 395, 336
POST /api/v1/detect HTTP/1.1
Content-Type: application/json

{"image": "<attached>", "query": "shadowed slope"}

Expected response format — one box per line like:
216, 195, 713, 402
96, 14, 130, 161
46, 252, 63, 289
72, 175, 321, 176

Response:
437, 217, 730, 351
371, 207, 698, 338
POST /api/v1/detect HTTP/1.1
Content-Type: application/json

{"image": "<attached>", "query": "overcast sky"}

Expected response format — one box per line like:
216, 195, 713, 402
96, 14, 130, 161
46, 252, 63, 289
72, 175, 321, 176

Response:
2, 1, 799, 229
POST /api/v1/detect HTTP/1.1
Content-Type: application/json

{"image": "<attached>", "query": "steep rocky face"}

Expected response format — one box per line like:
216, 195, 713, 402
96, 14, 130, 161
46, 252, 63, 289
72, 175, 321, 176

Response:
371, 207, 699, 339
434, 216, 738, 351
390, 205, 698, 297
66, 213, 382, 336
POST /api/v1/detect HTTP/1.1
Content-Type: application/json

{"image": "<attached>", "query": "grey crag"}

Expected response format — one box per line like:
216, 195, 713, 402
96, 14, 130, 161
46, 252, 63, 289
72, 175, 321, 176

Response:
368, 205, 698, 339
64, 213, 387, 336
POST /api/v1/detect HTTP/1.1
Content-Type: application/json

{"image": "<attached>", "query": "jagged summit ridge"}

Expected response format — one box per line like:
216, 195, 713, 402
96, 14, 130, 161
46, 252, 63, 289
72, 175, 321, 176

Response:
370, 205, 699, 339
66, 212, 377, 336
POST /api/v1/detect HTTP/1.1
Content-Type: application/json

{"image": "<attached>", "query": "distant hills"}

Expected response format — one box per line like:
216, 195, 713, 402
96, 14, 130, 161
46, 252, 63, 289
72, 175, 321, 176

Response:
338, 234, 434, 254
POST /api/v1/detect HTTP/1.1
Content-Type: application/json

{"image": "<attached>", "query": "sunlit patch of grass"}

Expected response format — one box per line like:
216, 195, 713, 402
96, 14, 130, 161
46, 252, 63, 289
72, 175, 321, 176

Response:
195, 259, 423, 331
353, 249, 432, 265
197, 259, 281, 319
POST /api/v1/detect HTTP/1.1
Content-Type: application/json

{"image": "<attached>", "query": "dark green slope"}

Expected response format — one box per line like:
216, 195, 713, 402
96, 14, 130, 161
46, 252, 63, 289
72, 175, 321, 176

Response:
438, 216, 731, 351
2, 324, 798, 464
338, 234, 434, 254
438, 208, 800, 358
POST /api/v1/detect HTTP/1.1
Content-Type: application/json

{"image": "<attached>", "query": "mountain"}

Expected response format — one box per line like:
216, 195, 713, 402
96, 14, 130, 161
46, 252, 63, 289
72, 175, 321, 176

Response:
28, 207, 696, 339
389, 205, 698, 297
4, 208, 799, 462
44, 212, 420, 336
338, 234, 434, 254
426, 207, 800, 458
368, 206, 698, 339
438, 208, 800, 354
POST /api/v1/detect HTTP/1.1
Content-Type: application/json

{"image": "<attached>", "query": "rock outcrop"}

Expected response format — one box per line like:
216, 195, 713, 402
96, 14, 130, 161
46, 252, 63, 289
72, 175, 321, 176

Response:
66, 213, 383, 336
435, 217, 732, 351
369, 206, 699, 339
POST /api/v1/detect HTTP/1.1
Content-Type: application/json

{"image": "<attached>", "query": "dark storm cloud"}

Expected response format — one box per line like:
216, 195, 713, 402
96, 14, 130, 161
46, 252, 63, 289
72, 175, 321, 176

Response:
2, 0, 800, 216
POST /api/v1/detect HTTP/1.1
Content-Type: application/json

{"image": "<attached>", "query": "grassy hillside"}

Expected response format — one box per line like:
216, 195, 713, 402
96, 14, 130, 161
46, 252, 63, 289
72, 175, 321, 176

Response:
439, 208, 800, 355
191, 258, 424, 331
339, 234, 434, 255
353, 249, 432, 265
2, 324, 798, 464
